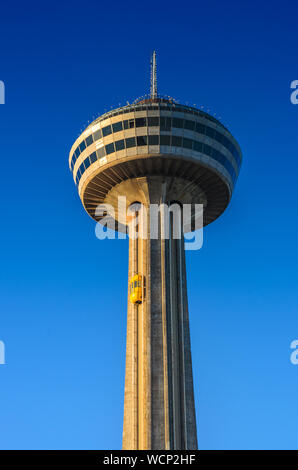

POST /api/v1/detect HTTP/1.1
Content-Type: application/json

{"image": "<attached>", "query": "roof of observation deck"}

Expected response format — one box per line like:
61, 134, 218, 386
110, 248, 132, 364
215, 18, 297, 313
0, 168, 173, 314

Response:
86, 95, 229, 133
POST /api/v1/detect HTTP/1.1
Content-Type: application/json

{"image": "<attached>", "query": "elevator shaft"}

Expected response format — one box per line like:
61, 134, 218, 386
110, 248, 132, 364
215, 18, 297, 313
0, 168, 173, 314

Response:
122, 202, 197, 450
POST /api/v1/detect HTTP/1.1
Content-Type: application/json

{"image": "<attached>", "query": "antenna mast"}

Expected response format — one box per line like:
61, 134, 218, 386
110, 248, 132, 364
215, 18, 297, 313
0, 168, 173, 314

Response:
150, 51, 157, 100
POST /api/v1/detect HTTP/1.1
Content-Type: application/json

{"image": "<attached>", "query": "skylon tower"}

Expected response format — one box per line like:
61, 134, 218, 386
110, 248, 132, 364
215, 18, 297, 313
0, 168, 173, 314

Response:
69, 52, 242, 449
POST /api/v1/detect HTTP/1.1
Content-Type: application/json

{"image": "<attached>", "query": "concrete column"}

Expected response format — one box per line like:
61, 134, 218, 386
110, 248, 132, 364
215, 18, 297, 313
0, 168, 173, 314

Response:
122, 181, 198, 450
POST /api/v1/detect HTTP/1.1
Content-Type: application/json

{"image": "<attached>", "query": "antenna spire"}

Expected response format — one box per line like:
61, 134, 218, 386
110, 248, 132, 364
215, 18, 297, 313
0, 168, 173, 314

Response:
150, 51, 157, 100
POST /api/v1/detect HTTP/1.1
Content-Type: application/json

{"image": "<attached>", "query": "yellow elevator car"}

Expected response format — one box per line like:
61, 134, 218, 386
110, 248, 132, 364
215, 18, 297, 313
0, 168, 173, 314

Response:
129, 274, 143, 304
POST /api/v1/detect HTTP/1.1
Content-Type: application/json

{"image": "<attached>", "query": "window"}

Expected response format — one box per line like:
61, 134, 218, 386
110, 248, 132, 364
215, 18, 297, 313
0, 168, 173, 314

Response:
195, 122, 205, 134
135, 117, 147, 127
172, 118, 184, 129
79, 140, 86, 153
123, 119, 135, 129
105, 142, 115, 155
148, 117, 159, 126
221, 135, 228, 148
75, 147, 80, 158
183, 138, 193, 149
102, 125, 112, 137
93, 129, 102, 141
90, 152, 97, 164
160, 117, 171, 130
203, 144, 212, 156
214, 149, 222, 162
193, 141, 203, 152
96, 147, 105, 159
160, 135, 170, 145
86, 135, 93, 147
206, 127, 214, 138
112, 121, 123, 133
79, 162, 85, 174
115, 139, 125, 151
172, 136, 182, 147
137, 136, 147, 146
214, 130, 222, 144
84, 157, 91, 169
125, 137, 136, 148
148, 135, 159, 145
184, 120, 195, 131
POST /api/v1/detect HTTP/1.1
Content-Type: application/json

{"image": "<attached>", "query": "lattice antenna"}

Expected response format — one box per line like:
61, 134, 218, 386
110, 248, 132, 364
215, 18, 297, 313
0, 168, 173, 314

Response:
150, 51, 157, 99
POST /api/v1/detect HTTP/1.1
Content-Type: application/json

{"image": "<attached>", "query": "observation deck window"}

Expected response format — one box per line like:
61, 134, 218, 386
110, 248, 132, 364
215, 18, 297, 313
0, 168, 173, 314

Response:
105, 143, 115, 155
148, 117, 159, 126
206, 127, 215, 138
90, 152, 97, 164
115, 139, 125, 151
183, 138, 193, 149
84, 157, 91, 169
172, 135, 182, 147
135, 117, 147, 128
96, 147, 105, 159
102, 125, 112, 137
195, 122, 205, 134
137, 136, 147, 146
112, 121, 123, 133
193, 141, 203, 152
93, 129, 102, 141
184, 120, 195, 131
125, 137, 136, 148
160, 117, 171, 131
86, 135, 93, 147
79, 141, 86, 153
160, 135, 170, 145
172, 118, 184, 129
148, 135, 159, 145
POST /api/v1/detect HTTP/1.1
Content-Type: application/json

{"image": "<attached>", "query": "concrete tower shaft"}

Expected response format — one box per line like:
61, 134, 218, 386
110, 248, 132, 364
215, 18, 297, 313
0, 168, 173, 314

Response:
122, 178, 197, 449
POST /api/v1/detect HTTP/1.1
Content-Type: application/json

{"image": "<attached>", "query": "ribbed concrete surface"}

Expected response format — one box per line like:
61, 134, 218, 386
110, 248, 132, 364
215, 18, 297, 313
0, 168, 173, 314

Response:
82, 155, 230, 230
122, 179, 197, 450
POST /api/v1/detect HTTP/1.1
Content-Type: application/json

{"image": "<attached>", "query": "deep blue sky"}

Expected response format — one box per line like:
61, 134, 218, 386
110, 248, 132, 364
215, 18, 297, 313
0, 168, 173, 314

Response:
0, 0, 297, 450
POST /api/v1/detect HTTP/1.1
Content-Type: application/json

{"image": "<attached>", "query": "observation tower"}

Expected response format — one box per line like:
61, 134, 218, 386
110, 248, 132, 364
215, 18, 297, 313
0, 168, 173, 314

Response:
68, 52, 242, 450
